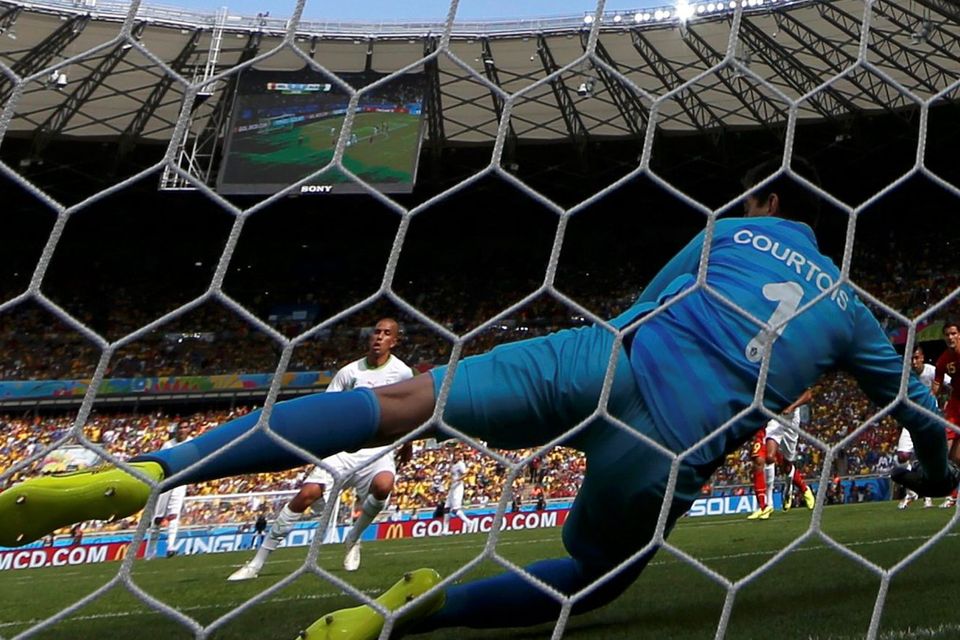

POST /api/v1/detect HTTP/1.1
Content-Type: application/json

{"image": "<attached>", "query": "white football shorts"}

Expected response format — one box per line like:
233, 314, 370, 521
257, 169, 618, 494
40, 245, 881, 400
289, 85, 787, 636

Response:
303, 446, 396, 502
896, 428, 915, 456
444, 484, 465, 512
765, 411, 801, 463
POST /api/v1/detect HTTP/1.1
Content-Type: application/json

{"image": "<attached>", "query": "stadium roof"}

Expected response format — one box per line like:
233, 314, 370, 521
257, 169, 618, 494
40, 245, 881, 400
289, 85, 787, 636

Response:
0, 0, 958, 165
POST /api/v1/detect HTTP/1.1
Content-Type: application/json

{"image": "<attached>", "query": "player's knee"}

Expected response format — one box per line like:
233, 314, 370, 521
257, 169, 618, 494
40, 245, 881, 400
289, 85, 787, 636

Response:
291, 484, 324, 511
896, 451, 911, 464
369, 472, 394, 499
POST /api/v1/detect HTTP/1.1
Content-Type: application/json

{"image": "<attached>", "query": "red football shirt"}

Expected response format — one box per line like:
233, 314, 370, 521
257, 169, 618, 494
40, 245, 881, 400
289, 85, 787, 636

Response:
935, 348, 960, 426
935, 348, 959, 398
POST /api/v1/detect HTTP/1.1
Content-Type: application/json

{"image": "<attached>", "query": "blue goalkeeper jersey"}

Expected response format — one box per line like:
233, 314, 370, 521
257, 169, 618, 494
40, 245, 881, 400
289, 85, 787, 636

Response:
614, 217, 945, 474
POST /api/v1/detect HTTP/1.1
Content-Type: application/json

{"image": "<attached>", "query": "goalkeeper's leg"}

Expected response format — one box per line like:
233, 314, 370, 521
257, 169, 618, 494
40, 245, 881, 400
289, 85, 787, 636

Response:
1, 326, 623, 548
300, 568, 445, 640
318, 426, 705, 637
136, 388, 389, 483
314, 470, 662, 639
420, 449, 697, 631
310, 548, 654, 640
0, 384, 420, 548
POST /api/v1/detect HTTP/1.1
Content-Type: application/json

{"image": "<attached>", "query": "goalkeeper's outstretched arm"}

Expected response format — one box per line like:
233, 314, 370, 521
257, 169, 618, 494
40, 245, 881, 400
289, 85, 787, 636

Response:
841, 302, 955, 494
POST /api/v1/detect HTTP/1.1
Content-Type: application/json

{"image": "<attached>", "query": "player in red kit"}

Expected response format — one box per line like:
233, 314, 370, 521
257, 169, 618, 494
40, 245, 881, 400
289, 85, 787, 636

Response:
767, 389, 816, 512
746, 390, 815, 519
933, 320, 960, 508
747, 428, 772, 519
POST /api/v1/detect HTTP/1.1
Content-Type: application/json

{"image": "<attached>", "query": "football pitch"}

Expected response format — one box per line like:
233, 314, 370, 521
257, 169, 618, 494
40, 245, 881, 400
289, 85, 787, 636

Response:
224, 111, 422, 186
2, 502, 958, 639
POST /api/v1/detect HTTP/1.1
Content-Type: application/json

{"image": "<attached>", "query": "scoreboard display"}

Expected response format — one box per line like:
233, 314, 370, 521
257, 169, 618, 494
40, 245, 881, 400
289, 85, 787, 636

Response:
217, 67, 427, 195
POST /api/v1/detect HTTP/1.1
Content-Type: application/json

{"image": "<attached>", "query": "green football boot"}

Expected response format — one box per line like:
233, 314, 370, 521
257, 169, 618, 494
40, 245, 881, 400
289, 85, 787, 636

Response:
298, 568, 445, 640
803, 487, 816, 510
0, 461, 163, 547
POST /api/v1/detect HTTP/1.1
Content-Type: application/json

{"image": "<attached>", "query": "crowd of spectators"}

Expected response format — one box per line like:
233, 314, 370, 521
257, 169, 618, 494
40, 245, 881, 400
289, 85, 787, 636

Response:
0, 226, 956, 383
0, 362, 924, 533
0, 289, 607, 381
1, 228, 957, 533
710, 371, 902, 487
851, 232, 960, 322
0, 406, 587, 531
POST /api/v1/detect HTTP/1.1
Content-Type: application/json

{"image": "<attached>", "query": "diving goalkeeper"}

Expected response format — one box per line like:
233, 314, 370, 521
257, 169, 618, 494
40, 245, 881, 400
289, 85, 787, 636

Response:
1, 160, 956, 639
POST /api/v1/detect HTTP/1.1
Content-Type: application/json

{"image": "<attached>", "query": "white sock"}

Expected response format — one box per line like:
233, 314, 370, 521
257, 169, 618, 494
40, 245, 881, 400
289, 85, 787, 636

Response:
906, 489, 919, 500
321, 495, 340, 544
764, 464, 775, 508
252, 504, 301, 569
344, 495, 387, 547
146, 523, 161, 558
167, 518, 180, 549
455, 510, 474, 531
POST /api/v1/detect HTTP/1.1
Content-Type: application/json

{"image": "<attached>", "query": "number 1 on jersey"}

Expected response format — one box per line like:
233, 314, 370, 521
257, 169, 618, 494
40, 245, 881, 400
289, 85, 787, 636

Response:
745, 281, 804, 363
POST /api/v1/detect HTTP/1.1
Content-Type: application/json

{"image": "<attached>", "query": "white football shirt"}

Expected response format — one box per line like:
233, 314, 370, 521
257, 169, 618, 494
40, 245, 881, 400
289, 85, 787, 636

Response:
326, 354, 414, 459
326, 354, 414, 392
917, 363, 936, 389
450, 459, 467, 491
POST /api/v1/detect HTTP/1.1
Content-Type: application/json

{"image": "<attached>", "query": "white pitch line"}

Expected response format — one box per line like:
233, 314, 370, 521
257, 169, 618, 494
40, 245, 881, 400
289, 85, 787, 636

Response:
1, 529, 953, 630
807, 622, 960, 640
0, 535, 540, 582
651, 531, 959, 566
0, 589, 387, 629
0, 536, 559, 628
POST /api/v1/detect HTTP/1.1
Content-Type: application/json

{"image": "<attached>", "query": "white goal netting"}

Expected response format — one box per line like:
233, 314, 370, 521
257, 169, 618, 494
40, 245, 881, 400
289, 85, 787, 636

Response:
1, 0, 959, 638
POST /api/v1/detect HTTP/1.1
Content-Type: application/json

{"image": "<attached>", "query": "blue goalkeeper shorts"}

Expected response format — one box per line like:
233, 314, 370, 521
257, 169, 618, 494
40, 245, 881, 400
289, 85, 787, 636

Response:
429, 324, 711, 568
430, 325, 638, 452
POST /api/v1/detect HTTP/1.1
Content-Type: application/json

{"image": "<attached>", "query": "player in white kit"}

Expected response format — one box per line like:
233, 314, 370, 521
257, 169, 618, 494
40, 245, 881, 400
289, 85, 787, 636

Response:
442, 450, 473, 533
898, 346, 946, 509
228, 319, 414, 580
145, 423, 191, 559
748, 389, 815, 519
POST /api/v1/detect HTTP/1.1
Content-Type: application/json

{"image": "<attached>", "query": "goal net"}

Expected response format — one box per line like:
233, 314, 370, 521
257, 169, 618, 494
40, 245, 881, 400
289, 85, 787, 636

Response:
0, 0, 959, 638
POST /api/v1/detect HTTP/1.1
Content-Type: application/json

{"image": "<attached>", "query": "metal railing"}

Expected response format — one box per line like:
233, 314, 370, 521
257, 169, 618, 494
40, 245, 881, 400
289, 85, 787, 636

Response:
10, 0, 816, 38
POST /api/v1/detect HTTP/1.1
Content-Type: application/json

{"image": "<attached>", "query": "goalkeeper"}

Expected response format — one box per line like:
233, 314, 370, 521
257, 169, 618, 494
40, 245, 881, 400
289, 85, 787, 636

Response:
1, 160, 956, 638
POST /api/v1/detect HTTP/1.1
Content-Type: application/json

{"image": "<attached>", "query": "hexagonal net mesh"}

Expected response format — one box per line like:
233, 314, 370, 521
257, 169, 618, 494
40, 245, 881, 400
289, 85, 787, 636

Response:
1, 0, 959, 638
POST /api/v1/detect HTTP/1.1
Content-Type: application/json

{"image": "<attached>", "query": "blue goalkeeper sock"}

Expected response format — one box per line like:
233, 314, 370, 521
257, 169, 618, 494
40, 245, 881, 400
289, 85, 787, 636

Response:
133, 389, 380, 484
413, 555, 645, 631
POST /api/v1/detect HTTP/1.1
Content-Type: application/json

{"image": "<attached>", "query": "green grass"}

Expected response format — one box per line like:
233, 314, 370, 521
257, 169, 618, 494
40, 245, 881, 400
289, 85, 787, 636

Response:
2, 502, 958, 639
229, 111, 422, 185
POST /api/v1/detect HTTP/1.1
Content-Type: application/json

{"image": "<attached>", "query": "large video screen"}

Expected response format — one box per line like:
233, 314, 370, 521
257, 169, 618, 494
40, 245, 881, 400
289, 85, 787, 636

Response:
217, 67, 427, 195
